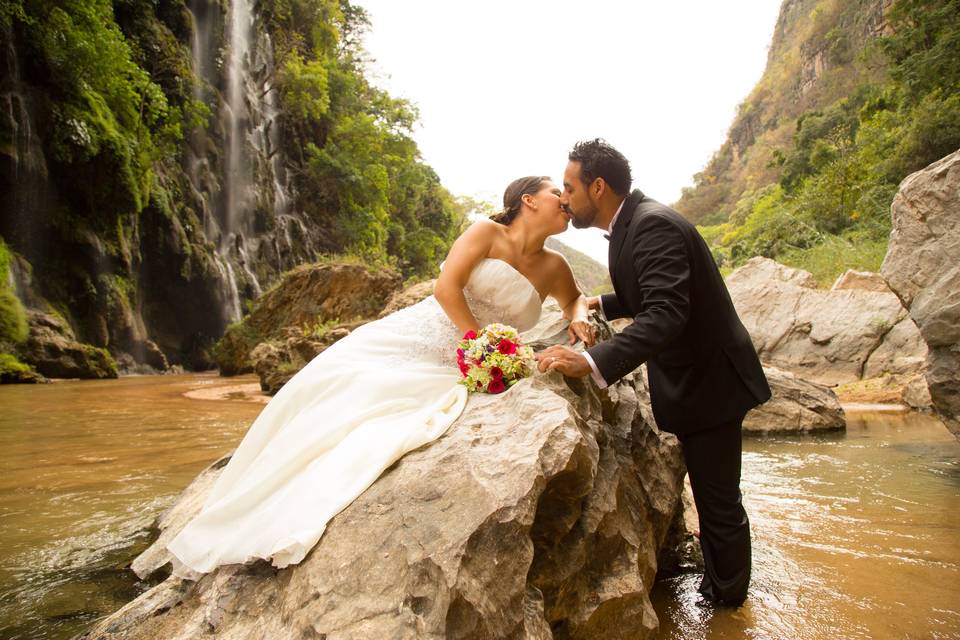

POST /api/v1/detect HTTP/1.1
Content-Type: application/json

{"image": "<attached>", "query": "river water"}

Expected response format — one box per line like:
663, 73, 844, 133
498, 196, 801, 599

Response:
0, 374, 957, 639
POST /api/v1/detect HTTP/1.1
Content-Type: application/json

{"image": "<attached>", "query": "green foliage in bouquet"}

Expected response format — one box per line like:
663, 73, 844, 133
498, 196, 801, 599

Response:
457, 324, 535, 394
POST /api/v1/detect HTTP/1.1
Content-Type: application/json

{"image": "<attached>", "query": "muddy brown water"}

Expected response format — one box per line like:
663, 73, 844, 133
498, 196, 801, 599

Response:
0, 374, 957, 639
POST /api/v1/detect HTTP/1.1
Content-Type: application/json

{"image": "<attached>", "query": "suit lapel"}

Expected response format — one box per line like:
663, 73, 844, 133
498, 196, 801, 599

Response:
608, 189, 644, 292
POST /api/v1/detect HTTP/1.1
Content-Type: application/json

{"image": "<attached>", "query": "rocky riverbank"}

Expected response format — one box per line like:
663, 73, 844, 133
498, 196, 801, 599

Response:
81, 312, 688, 640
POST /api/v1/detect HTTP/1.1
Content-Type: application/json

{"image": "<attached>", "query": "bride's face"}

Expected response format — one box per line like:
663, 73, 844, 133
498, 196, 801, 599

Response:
524, 181, 568, 234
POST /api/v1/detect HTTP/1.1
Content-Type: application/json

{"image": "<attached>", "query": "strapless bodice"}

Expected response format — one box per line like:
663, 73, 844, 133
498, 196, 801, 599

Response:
460, 258, 543, 333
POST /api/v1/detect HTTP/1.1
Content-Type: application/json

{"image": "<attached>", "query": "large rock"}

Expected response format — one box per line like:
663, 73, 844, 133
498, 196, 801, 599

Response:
726, 257, 927, 386
85, 309, 686, 640
743, 366, 845, 434
882, 150, 960, 439
250, 324, 355, 395
831, 269, 891, 293
213, 263, 402, 375
251, 280, 438, 395
378, 279, 436, 318
834, 372, 932, 411
17, 310, 117, 379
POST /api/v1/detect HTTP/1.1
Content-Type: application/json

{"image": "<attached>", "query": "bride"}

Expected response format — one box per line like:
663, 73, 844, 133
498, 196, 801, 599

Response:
167, 175, 597, 576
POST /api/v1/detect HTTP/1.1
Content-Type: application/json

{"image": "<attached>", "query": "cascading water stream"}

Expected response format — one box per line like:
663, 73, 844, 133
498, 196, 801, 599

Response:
185, 0, 314, 324
224, 0, 253, 248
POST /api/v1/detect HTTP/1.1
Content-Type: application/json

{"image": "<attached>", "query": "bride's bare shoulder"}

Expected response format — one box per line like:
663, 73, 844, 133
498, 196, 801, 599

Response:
540, 247, 572, 271
465, 218, 504, 236
454, 218, 505, 248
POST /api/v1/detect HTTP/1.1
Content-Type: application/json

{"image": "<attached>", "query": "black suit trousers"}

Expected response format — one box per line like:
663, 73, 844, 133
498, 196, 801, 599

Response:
678, 416, 751, 605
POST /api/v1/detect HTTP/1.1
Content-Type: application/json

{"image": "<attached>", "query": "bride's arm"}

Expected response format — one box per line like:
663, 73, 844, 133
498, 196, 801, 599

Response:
545, 252, 596, 347
434, 222, 496, 336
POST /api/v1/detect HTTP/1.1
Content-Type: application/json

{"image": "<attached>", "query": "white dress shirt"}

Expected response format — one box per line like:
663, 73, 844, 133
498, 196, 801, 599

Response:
580, 198, 626, 389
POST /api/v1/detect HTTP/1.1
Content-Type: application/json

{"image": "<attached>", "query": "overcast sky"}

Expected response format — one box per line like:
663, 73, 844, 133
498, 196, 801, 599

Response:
356, 1, 783, 263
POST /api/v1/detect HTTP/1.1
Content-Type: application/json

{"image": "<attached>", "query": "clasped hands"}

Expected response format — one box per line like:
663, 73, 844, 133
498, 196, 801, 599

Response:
534, 313, 597, 378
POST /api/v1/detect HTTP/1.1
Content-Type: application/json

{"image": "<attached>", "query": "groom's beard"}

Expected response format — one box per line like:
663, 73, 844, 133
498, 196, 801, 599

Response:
565, 203, 597, 229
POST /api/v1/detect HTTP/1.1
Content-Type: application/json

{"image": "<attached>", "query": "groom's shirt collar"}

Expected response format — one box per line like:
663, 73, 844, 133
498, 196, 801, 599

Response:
606, 198, 627, 237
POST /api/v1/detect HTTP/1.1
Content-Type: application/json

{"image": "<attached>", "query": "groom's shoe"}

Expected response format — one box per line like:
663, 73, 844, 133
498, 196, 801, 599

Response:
698, 578, 747, 608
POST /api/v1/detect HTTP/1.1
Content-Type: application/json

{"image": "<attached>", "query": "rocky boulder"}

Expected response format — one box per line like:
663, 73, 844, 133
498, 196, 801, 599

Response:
834, 373, 932, 411
831, 269, 892, 293
84, 308, 686, 640
378, 279, 436, 318
16, 310, 117, 379
743, 366, 845, 434
250, 323, 356, 395
213, 263, 402, 375
248, 279, 436, 394
726, 257, 927, 386
881, 150, 960, 440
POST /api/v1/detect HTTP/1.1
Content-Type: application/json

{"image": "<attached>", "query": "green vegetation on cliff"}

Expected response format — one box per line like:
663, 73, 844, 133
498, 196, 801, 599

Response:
0, 238, 28, 346
266, 0, 463, 276
1, 0, 464, 369
677, 0, 960, 285
0, 238, 38, 381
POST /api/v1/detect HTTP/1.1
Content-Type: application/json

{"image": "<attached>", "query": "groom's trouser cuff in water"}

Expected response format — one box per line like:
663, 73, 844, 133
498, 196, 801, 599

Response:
678, 416, 751, 605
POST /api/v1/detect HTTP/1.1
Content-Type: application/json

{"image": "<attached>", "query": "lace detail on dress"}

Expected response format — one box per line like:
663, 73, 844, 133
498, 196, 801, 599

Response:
376, 259, 543, 368
380, 296, 462, 367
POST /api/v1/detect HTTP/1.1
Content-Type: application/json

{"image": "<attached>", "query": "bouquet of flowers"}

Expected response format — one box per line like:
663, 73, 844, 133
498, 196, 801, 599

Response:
456, 323, 535, 394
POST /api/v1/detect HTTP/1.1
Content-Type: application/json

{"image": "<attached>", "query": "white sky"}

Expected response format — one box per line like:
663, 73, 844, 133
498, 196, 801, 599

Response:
357, 1, 782, 263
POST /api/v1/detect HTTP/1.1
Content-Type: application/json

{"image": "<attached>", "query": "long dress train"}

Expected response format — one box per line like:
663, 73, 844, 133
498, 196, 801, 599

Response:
167, 258, 543, 575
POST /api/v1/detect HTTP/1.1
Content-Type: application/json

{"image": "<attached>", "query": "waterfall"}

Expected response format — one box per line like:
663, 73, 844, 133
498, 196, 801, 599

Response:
224, 0, 253, 246
184, 0, 316, 324
0, 24, 49, 255
259, 30, 291, 219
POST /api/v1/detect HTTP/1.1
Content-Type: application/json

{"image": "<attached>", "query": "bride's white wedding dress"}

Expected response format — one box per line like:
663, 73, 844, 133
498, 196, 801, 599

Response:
167, 258, 543, 576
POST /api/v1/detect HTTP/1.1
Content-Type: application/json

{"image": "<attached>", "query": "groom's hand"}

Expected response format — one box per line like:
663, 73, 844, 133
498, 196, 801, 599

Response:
535, 346, 591, 378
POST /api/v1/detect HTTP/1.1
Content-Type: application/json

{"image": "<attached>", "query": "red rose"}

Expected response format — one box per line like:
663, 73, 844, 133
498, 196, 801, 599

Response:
497, 339, 518, 355
463, 330, 478, 340
490, 366, 503, 379
458, 361, 470, 376
487, 378, 506, 394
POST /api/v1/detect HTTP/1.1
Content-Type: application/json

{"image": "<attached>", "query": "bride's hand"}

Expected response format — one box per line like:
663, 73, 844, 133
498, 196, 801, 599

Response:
568, 318, 596, 348
585, 296, 601, 312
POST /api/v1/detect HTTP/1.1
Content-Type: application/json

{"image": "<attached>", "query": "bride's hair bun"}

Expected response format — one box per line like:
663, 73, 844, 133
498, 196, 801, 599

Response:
490, 175, 552, 226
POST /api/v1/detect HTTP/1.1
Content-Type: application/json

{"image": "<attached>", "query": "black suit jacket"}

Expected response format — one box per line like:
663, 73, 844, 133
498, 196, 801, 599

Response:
586, 190, 771, 436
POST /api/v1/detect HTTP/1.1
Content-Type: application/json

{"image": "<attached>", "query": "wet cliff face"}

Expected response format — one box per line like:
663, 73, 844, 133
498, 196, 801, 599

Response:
0, 0, 325, 370
2, 0, 464, 374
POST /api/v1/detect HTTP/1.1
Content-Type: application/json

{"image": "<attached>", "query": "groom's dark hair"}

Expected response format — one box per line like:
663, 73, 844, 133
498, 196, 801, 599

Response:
568, 139, 632, 196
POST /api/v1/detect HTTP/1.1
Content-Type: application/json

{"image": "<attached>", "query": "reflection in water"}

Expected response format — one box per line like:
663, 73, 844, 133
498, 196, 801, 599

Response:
652, 411, 960, 639
0, 374, 263, 640
1, 376, 958, 639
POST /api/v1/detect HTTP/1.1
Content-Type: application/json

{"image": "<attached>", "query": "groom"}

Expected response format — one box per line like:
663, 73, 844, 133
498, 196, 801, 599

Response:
536, 138, 771, 606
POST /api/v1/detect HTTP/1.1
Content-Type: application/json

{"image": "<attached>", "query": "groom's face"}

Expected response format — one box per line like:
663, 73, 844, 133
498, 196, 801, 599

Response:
561, 161, 599, 229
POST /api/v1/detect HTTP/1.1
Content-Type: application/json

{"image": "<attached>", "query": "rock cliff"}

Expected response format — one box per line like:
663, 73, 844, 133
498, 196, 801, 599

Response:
882, 150, 960, 439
